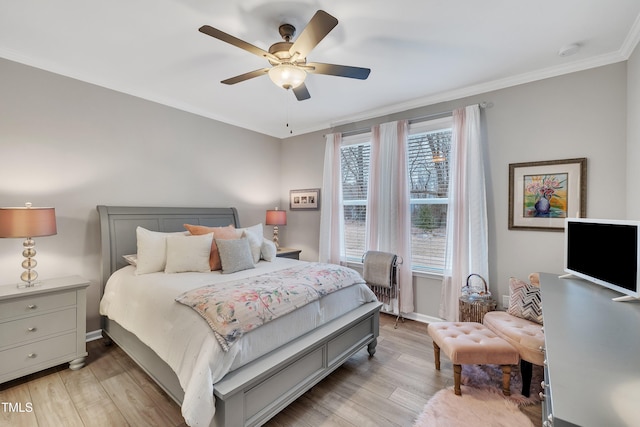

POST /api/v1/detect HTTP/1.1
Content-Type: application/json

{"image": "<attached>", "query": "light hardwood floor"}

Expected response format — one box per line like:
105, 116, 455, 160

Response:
0, 314, 541, 426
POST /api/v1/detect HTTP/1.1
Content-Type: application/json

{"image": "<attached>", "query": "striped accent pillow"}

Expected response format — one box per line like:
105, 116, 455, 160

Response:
507, 277, 543, 324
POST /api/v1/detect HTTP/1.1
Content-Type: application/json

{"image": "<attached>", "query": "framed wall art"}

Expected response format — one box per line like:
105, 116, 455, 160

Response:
508, 158, 587, 231
290, 188, 320, 210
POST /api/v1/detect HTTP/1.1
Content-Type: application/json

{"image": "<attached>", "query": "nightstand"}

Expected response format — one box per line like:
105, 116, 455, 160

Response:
0, 275, 90, 383
276, 247, 302, 260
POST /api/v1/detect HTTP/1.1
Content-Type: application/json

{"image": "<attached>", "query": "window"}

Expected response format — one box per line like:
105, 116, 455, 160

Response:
340, 133, 370, 261
340, 117, 452, 272
407, 118, 452, 272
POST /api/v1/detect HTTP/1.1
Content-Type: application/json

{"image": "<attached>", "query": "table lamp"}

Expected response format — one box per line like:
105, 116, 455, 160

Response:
0, 202, 57, 287
265, 208, 287, 249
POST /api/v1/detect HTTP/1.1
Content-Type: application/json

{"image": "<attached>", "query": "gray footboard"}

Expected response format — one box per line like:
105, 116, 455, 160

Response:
104, 301, 381, 427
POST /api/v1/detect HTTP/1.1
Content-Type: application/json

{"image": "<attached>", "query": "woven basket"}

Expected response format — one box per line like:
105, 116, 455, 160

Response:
459, 274, 496, 323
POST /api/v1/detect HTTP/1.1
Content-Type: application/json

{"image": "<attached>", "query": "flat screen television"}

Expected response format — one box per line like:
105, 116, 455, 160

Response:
564, 218, 640, 301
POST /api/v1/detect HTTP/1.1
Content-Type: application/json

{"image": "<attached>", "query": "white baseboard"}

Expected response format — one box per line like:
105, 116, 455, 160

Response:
381, 310, 443, 324
86, 329, 103, 342
402, 312, 444, 324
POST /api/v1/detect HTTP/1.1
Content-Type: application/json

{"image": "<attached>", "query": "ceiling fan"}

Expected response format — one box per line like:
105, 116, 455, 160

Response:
199, 10, 370, 101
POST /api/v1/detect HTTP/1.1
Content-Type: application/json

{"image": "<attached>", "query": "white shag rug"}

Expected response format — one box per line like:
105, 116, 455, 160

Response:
413, 385, 534, 427
413, 364, 543, 427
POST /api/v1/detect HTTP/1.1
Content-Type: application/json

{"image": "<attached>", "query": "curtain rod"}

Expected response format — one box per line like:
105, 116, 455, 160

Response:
332, 102, 492, 138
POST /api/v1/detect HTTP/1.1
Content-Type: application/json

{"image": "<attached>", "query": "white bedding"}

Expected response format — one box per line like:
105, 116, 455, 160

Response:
99, 258, 376, 427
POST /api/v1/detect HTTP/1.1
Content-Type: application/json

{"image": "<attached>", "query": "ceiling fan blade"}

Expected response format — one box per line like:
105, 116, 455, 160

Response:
199, 25, 280, 63
293, 83, 311, 101
289, 10, 338, 60
306, 62, 371, 80
221, 68, 270, 85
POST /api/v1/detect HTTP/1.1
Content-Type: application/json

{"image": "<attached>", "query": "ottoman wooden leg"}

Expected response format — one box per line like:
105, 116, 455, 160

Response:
501, 365, 512, 396
454, 364, 462, 396
432, 342, 441, 370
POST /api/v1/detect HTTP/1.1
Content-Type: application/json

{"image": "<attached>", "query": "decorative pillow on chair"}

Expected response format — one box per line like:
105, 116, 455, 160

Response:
184, 224, 242, 271
216, 238, 255, 274
507, 277, 543, 324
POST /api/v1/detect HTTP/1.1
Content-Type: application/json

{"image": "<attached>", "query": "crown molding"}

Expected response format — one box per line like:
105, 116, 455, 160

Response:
621, 14, 640, 59
328, 50, 629, 130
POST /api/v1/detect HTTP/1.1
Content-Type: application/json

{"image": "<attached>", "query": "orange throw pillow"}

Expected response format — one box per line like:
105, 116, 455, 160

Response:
184, 224, 242, 270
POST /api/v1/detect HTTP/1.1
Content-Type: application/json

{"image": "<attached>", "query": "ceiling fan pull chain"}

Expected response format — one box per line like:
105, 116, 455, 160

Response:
286, 93, 293, 134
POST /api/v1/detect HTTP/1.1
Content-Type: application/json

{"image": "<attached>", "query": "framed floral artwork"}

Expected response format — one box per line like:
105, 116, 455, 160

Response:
508, 158, 587, 231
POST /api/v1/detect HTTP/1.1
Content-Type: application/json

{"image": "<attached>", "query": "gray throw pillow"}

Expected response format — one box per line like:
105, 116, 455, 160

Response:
216, 238, 255, 274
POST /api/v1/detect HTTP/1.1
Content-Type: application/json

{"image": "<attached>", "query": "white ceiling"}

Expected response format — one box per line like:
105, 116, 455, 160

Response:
1, 1, 639, 139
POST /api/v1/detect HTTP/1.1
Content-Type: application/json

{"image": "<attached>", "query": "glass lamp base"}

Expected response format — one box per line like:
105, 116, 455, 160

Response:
17, 280, 41, 289
18, 264, 39, 289
273, 226, 280, 249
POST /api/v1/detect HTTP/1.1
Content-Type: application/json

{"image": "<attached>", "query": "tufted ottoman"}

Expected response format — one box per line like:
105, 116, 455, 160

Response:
483, 311, 545, 396
427, 322, 519, 396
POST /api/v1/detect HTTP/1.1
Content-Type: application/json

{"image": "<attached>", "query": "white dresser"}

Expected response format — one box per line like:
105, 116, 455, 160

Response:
0, 276, 90, 383
540, 272, 640, 427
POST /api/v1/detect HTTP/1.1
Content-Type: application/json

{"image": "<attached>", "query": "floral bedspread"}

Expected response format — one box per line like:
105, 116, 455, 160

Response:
175, 263, 366, 351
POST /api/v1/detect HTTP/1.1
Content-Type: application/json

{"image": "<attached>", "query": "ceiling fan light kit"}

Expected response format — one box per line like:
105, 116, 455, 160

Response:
269, 64, 306, 89
199, 10, 370, 101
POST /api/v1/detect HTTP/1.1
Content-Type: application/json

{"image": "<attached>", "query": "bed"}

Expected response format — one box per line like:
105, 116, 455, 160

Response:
97, 205, 382, 427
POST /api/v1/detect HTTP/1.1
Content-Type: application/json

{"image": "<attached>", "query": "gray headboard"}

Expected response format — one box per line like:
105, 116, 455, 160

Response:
97, 205, 240, 292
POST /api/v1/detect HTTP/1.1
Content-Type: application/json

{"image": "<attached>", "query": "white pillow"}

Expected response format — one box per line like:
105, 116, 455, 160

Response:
239, 223, 264, 263
122, 254, 138, 266
135, 227, 186, 275
165, 233, 214, 273
261, 238, 277, 261
216, 237, 255, 274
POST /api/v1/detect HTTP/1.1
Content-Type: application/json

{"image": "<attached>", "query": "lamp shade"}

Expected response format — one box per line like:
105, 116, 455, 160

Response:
265, 209, 287, 226
0, 206, 57, 238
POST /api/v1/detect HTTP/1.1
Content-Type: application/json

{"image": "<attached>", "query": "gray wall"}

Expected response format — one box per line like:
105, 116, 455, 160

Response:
282, 62, 629, 321
1, 53, 636, 329
628, 44, 640, 218
0, 58, 282, 331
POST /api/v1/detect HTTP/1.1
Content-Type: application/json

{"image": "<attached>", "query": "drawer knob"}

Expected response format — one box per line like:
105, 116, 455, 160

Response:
27, 327, 37, 332
27, 304, 37, 310
27, 353, 37, 359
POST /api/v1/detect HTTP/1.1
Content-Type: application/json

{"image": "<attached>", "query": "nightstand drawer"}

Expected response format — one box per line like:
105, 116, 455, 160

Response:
0, 308, 76, 348
0, 332, 77, 377
0, 291, 76, 321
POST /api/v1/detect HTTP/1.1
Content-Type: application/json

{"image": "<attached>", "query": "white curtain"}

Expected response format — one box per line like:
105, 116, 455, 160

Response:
319, 132, 346, 265
439, 105, 488, 321
366, 120, 414, 314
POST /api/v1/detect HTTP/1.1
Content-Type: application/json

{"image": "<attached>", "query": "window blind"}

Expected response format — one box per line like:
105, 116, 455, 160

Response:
341, 143, 370, 260
339, 120, 452, 271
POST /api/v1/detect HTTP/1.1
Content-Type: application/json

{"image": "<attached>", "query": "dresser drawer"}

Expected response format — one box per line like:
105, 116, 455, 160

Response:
0, 308, 76, 348
0, 332, 77, 377
0, 291, 76, 321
